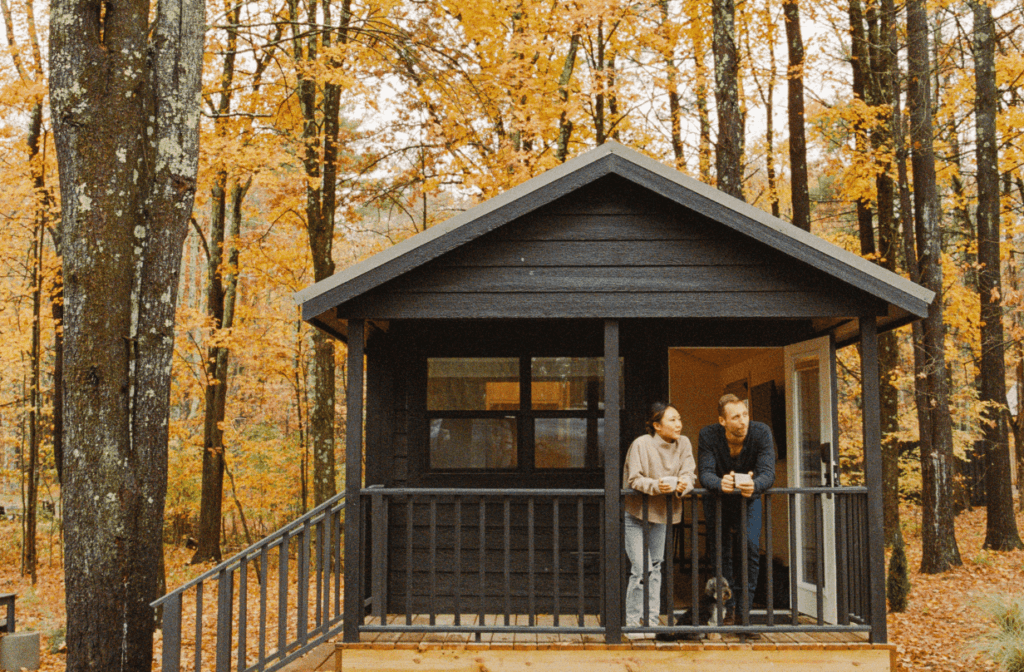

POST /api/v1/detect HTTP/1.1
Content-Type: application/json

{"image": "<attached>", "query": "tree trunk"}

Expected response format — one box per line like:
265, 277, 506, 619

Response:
870, 0, 902, 546
971, 0, 1022, 550
659, 1, 683, 169
291, 0, 350, 507
783, 0, 809, 230
906, 0, 962, 573
192, 8, 243, 562
849, 0, 875, 257
555, 32, 580, 163
25, 214, 42, 584
50, 0, 205, 667
712, 0, 744, 200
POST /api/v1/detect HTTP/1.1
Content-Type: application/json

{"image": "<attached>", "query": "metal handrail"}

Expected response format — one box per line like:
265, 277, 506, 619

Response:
152, 491, 346, 608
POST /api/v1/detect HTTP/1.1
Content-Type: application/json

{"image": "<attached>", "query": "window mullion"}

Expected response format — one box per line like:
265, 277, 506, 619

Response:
519, 356, 533, 474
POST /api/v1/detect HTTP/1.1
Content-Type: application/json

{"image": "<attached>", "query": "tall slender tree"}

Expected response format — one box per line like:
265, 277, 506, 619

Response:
50, 0, 205, 668
906, 0, 961, 573
290, 0, 352, 506
783, 0, 809, 229
713, 0, 744, 199
192, 0, 245, 564
971, 0, 1023, 551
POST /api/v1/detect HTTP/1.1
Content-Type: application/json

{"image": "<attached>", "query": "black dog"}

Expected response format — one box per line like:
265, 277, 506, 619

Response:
655, 577, 732, 641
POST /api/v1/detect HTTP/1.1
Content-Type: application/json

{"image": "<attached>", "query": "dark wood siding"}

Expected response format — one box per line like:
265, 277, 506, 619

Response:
337, 178, 887, 320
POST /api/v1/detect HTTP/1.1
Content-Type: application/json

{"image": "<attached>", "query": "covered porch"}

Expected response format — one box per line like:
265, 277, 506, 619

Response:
295, 142, 933, 653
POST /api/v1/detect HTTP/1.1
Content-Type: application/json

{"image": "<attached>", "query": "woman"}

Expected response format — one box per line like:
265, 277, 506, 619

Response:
621, 401, 696, 639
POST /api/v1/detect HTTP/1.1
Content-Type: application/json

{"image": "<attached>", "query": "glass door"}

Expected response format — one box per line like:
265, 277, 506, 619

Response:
784, 336, 837, 623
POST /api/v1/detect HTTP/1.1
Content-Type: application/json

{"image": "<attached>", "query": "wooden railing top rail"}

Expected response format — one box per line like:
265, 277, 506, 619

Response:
360, 486, 869, 496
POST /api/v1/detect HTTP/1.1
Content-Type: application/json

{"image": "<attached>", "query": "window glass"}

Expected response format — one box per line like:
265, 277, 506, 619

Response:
530, 357, 623, 410
427, 358, 519, 411
430, 418, 518, 469
534, 418, 605, 469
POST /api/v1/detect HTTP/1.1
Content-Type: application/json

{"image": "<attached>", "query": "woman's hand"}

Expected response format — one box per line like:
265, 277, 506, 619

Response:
658, 480, 673, 494
675, 478, 693, 497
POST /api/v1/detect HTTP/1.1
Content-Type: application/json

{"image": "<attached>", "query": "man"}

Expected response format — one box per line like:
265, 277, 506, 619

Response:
698, 393, 776, 626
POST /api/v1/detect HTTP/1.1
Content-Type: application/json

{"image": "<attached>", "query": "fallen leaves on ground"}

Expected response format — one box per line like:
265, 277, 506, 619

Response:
889, 502, 1024, 671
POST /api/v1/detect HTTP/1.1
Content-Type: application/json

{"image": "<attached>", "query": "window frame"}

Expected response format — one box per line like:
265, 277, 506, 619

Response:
423, 355, 620, 475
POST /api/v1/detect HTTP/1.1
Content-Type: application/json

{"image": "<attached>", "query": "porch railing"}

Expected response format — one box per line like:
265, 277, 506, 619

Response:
151, 493, 346, 672
358, 485, 874, 640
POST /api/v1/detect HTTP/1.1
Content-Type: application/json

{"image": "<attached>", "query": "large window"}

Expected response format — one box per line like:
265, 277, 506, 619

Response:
427, 357, 623, 471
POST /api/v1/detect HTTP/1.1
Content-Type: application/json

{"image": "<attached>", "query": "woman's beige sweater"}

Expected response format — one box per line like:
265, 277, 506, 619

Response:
622, 433, 696, 524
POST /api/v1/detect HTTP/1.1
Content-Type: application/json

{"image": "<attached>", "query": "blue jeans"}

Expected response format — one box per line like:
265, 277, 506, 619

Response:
703, 496, 762, 616
624, 512, 666, 627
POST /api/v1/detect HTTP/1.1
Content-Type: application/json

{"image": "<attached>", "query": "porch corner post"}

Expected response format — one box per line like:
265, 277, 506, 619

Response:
603, 320, 622, 642
859, 316, 887, 643
343, 319, 365, 643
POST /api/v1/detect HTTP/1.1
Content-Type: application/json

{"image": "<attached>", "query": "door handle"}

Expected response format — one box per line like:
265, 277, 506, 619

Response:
820, 442, 834, 494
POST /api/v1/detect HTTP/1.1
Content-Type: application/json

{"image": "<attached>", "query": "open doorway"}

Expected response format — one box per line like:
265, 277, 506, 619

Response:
667, 347, 790, 614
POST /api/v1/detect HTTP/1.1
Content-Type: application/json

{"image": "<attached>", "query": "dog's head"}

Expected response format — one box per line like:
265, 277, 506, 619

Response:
703, 577, 732, 602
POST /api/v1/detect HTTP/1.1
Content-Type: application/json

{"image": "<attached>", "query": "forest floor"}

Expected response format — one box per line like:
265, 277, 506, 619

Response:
0, 502, 1022, 671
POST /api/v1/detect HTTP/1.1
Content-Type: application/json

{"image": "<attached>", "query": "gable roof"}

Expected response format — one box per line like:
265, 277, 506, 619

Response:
295, 142, 933, 337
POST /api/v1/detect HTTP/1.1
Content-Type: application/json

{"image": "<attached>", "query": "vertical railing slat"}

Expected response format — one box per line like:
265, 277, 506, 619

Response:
553, 497, 560, 627
740, 496, 749, 628
641, 496, 649, 627
788, 493, 798, 626
430, 496, 437, 626
528, 497, 535, 626
161, 591, 182, 672
278, 538, 289, 654
298, 521, 310, 644
195, 581, 203, 672
815, 493, 825, 626
259, 547, 268, 667
765, 493, 774, 626
316, 516, 325, 631
715, 496, 724, 624
454, 496, 462, 626
478, 498, 486, 641
238, 558, 247, 672
664, 494, 674, 627
836, 494, 850, 625
690, 495, 699, 626
216, 568, 233, 672
372, 490, 387, 625
406, 497, 414, 625
503, 496, 511, 626
577, 497, 585, 627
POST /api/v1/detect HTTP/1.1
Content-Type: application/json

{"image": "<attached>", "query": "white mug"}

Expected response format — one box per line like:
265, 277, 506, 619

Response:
659, 476, 678, 490
733, 473, 754, 487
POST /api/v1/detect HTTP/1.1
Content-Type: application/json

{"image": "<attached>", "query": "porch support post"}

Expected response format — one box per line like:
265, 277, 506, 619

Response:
859, 316, 887, 643
603, 320, 622, 642
343, 319, 365, 643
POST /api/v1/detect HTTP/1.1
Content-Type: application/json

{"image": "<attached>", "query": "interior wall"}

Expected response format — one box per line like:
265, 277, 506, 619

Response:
669, 347, 790, 566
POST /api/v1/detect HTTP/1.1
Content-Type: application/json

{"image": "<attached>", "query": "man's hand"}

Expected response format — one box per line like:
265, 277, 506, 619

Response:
658, 480, 673, 494
737, 471, 755, 498
676, 478, 693, 497
721, 472, 735, 493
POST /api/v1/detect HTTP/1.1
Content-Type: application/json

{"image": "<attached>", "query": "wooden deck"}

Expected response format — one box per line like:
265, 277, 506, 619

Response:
325, 614, 893, 672
334, 627, 893, 671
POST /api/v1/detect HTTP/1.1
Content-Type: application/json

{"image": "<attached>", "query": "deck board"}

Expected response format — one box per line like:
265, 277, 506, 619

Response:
357, 613, 870, 646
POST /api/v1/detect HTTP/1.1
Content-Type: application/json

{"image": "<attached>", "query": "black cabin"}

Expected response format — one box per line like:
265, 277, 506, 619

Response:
296, 142, 932, 645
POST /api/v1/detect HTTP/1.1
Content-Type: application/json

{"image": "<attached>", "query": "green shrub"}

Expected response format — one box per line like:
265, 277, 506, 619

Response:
973, 593, 1024, 672
886, 533, 911, 612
